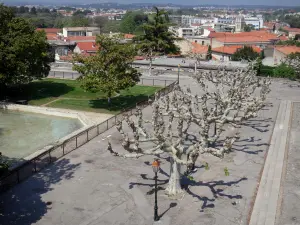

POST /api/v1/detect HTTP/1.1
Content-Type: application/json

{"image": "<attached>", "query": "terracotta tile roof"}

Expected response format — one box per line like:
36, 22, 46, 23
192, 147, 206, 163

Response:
66, 36, 96, 42
46, 33, 59, 40
76, 42, 99, 52
36, 28, 61, 34
208, 32, 229, 38
191, 42, 209, 54
210, 31, 287, 43
124, 34, 135, 39
215, 34, 283, 43
191, 23, 202, 27
283, 26, 300, 33
212, 45, 262, 55
275, 46, 300, 55
134, 56, 145, 60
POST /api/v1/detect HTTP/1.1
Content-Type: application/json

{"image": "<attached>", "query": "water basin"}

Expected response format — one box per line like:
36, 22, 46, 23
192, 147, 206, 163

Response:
0, 109, 83, 160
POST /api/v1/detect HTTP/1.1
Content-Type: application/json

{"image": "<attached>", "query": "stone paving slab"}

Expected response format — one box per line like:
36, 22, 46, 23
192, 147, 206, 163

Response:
249, 100, 292, 225
276, 103, 300, 225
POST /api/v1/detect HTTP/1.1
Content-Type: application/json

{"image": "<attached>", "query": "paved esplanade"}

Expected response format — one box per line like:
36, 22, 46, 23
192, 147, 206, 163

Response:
1, 77, 300, 225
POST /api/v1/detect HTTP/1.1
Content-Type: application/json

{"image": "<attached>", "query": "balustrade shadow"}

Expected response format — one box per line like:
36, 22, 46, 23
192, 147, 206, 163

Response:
0, 158, 81, 225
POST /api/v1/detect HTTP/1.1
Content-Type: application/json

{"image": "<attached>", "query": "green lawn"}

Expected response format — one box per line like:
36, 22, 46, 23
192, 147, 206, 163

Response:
21, 79, 161, 114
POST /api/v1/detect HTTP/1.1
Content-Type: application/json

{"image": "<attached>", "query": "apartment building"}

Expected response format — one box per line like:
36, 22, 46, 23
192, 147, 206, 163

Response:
62, 27, 100, 37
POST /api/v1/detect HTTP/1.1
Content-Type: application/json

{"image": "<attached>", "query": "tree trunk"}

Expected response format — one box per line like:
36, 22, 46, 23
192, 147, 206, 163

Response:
107, 96, 111, 109
166, 157, 183, 196
149, 57, 152, 76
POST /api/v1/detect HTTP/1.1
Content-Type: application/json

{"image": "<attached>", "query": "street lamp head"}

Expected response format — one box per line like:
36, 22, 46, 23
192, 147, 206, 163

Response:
152, 159, 160, 173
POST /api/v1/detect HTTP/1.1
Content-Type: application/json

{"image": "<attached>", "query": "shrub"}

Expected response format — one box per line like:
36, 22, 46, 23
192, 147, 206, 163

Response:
0, 154, 9, 177
231, 46, 260, 61
258, 65, 275, 76
273, 63, 296, 79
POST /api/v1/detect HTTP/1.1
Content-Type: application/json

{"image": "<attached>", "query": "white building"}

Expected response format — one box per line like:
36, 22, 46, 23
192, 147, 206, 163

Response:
214, 17, 235, 24
62, 27, 100, 37
244, 15, 264, 30
177, 27, 195, 38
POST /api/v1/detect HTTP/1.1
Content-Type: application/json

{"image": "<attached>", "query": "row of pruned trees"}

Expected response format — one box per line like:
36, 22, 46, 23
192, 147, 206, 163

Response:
107, 65, 271, 196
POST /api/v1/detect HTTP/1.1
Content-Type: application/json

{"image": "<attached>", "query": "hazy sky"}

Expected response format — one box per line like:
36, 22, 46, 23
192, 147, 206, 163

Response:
5, 0, 300, 6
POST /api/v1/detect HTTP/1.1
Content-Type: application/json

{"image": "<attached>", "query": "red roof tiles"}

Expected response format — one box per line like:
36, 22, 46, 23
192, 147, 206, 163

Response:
212, 45, 262, 55
46, 33, 59, 40
210, 31, 287, 43
124, 34, 135, 39
76, 42, 99, 52
191, 42, 209, 54
275, 46, 300, 55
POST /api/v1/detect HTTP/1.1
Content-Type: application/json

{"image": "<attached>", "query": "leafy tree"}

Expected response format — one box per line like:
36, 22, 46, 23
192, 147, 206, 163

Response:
120, 11, 148, 34
101, 20, 121, 33
134, 7, 180, 75
244, 24, 254, 32
72, 35, 141, 104
93, 16, 109, 31
294, 34, 300, 41
18, 6, 26, 13
0, 5, 53, 97
283, 15, 300, 28
63, 15, 89, 27
73, 10, 85, 16
231, 46, 259, 61
30, 7, 37, 15
206, 45, 212, 60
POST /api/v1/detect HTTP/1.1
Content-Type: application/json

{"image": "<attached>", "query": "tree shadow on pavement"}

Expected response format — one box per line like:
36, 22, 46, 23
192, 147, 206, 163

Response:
182, 177, 247, 211
0, 158, 81, 225
129, 168, 169, 195
240, 118, 273, 133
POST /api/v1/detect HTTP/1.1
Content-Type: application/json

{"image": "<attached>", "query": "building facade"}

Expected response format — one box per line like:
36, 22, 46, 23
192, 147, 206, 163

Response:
62, 27, 100, 37
244, 16, 264, 30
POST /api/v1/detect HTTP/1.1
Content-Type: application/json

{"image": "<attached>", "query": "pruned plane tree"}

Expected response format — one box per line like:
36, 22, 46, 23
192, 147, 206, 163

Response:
107, 65, 271, 196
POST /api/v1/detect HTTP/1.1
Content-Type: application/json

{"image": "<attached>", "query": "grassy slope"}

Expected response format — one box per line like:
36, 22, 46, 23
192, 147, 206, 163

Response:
24, 79, 161, 114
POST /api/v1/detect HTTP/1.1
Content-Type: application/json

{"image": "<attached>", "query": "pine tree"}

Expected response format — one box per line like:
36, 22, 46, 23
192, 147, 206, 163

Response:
134, 7, 180, 75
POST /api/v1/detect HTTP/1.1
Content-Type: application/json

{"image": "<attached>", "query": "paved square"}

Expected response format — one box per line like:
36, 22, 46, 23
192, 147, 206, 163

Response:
1, 76, 300, 225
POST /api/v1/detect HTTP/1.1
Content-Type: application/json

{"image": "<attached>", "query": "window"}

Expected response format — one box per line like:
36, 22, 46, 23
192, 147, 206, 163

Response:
202, 41, 205, 45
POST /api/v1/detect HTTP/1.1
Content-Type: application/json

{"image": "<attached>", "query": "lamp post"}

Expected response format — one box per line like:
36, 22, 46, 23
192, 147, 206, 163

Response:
177, 64, 181, 84
152, 159, 160, 221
